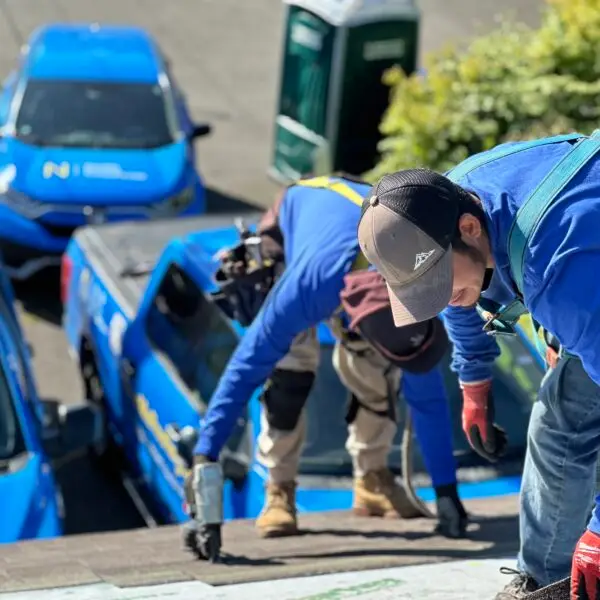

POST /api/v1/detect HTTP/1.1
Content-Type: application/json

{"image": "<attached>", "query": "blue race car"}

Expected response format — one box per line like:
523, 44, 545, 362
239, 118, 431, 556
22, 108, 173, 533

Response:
0, 22, 212, 280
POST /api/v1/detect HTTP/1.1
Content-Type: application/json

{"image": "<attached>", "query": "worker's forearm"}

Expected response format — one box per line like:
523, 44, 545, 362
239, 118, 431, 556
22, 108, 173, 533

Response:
402, 367, 457, 487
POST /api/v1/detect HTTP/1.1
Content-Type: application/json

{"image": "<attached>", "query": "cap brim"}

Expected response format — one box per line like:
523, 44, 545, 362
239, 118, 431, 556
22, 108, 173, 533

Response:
386, 249, 453, 327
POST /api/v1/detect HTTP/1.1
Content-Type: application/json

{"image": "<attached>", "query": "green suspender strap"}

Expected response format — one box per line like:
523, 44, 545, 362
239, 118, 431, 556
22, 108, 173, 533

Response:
294, 175, 370, 271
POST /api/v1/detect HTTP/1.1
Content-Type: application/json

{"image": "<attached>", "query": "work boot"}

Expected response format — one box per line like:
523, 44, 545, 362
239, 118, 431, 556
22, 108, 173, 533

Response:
353, 468, 423, 519
494, 567, 540, 599
255, 481, 298, 538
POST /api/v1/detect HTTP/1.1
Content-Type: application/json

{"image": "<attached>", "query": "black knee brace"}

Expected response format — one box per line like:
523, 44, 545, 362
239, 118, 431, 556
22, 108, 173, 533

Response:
260, 369, 316, 431
345, 393, 397, 425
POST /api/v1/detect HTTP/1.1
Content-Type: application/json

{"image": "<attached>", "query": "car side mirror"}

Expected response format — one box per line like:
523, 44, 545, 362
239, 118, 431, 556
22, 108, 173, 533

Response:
40, 399, 104, 460
190, 123, 212, 140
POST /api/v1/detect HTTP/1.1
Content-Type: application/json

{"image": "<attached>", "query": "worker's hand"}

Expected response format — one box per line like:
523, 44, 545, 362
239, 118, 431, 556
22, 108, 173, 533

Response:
461, 380, 507, 463
571, 529, 600, 599
434, 483, 469, 539
182, 455, 223, 562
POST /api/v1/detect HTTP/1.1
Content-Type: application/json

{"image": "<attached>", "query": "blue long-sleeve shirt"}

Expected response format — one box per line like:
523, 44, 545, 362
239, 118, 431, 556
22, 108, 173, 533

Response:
440, 136, 600, 532
402, 365, 457, 487
194, 179, 456, 488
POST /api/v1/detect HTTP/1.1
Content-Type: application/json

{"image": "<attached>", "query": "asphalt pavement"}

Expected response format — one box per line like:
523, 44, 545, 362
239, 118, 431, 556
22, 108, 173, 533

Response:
0, 0, 545, 536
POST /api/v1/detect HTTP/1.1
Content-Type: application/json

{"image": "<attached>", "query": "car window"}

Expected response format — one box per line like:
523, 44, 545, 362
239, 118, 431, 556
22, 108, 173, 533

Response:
0, 340, 26, 461
144, 264, 240, 410
14, 79, 176, 149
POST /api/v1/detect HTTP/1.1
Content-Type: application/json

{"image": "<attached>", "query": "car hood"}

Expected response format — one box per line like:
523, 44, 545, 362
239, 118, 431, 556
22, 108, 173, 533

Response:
0, 454, 50, 542
0, 138, 188, 205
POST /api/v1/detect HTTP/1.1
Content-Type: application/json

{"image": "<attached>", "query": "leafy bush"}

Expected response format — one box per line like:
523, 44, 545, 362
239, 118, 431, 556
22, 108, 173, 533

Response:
368, 0, 600, 180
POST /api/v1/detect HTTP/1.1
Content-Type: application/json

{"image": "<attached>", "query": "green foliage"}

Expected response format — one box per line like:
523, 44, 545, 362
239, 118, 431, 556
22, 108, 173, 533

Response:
368, 0, 600, 180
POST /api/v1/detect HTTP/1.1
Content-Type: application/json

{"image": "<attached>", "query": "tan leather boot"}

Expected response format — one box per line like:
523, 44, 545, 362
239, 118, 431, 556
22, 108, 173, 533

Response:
255, 481, 298, 538
353, 468, 423, 519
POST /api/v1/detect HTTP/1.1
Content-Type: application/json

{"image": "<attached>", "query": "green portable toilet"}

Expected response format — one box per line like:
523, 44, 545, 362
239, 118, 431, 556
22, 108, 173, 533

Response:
269, 0, 420, 184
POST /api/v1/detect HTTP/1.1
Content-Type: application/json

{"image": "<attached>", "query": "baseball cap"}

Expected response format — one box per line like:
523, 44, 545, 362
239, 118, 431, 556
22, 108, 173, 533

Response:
357, 169, 461, 327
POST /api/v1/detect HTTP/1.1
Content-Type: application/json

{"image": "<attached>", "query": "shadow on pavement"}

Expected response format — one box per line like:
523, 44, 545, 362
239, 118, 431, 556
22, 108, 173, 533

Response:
55, 454, 147, 535
286, 515, 519, 560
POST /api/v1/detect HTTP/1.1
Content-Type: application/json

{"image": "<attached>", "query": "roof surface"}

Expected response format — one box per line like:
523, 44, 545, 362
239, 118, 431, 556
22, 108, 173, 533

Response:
0, 495, 519, 594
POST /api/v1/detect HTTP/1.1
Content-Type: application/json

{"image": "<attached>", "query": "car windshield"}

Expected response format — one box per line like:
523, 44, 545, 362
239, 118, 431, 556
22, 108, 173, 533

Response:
0, 353, 26, 463
14, 79, 177, 149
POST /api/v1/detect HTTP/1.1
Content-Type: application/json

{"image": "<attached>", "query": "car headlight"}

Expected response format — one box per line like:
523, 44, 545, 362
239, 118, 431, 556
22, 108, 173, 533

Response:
154, 185, 195, 215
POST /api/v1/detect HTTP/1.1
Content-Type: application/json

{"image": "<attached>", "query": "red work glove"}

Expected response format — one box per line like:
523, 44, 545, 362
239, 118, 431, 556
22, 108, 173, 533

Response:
461, 380, 507, 463
572, 529, 600, 599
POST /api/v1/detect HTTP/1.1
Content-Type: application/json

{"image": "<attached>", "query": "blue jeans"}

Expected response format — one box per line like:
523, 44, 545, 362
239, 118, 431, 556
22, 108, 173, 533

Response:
517, 356, 600, 587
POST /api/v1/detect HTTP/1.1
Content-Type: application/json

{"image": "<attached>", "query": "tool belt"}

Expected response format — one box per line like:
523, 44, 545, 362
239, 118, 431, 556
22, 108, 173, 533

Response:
211, 174, 368, 327
339, 269, 449, 374
210, 186, 286, 326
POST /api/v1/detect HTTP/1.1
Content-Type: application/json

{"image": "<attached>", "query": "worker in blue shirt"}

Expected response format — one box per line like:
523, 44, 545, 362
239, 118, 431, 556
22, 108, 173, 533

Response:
357, 132, 600, 600
184, 174, 468, 560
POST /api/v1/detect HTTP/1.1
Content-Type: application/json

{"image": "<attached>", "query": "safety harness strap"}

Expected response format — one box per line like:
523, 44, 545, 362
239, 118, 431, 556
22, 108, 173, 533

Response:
506, 130, 600, 365
294, 176, 370, 271
507, 129, 600, 294
446, 133, 581, 182
447, 131, 600, 368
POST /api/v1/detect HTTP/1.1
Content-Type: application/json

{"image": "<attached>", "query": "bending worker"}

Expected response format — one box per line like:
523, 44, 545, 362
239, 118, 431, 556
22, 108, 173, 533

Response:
356, 131, 600, 600
184, 174, 468, 559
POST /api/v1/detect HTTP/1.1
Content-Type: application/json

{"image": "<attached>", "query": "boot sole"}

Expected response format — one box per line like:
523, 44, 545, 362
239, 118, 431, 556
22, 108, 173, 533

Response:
353, 505, 422, 519
257, 524, 299, 538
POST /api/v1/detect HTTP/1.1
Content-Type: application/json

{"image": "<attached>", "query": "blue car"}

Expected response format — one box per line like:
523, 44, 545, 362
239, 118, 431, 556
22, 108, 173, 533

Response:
62, 214, 544, 526
0, 254, 103, 542
0, 22, 212, 280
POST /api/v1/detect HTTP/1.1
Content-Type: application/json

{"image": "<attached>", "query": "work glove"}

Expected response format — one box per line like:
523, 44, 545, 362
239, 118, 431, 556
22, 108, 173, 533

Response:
461, 380, 507, 463
434, 483, 469, 539
571, 529, 600, 599
182, 455, 224, 562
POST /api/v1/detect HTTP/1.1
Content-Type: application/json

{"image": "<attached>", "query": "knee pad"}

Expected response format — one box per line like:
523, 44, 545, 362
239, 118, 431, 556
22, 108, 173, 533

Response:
260, 369, 315, 431
345, 394, 396, 425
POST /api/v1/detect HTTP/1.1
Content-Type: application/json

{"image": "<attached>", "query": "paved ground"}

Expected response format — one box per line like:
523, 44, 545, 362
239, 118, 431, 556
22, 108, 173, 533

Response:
0, 0, 545, 536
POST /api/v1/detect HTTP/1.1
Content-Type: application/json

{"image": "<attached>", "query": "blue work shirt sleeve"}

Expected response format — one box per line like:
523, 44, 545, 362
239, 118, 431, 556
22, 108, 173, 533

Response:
401, 364, 457, 488
440, 305, 500, 383
194, 253, 354, 460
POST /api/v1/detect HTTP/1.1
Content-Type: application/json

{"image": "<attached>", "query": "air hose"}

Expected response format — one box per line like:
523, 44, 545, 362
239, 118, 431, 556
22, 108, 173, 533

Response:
400, 408, 436, 519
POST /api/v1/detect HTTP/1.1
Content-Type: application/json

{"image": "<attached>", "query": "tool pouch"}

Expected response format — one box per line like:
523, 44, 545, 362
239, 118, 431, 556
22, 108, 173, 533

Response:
339, 270, 449, 374
211, 191, 286, 327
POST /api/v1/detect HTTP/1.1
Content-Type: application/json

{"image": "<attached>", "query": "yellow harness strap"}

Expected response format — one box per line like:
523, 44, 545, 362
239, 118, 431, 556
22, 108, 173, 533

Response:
294, 176, 370, 271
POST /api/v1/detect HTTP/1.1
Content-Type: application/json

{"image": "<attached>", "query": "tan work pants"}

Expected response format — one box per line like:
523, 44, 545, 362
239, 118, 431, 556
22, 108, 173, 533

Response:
256, 324, 401, 483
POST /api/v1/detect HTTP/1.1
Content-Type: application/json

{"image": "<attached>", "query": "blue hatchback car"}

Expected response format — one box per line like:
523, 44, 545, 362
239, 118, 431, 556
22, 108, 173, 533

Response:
0, 23, 212, 279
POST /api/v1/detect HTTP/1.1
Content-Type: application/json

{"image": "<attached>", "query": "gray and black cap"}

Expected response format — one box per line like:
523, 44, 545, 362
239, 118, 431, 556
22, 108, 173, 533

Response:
357, 169, 461, 327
